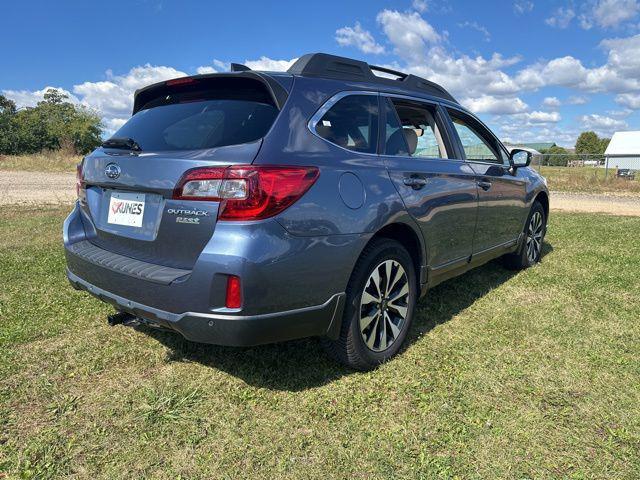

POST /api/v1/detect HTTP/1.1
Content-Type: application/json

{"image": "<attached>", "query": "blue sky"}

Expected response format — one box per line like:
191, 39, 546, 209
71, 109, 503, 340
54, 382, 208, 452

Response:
2, 0, 640, 146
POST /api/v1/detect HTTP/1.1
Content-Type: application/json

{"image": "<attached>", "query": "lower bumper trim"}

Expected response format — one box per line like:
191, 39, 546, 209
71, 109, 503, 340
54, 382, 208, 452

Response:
67, 270, 345, 347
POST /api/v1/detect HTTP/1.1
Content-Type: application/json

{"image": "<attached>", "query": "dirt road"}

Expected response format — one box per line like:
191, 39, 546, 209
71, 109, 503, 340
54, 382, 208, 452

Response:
549, 191, 640, 216
0, 170, 76, 205
1, 170, 639, 216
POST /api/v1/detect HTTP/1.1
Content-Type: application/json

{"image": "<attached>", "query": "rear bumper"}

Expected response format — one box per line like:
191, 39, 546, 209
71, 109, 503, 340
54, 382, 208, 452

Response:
67, 269, 345, 346
63, 202, 362, 346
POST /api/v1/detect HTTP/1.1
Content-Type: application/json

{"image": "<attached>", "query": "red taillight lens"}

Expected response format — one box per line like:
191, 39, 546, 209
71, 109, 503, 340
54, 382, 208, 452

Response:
173, 165, 319, 221
225, 275, 242, 309
166, 77, 198, 87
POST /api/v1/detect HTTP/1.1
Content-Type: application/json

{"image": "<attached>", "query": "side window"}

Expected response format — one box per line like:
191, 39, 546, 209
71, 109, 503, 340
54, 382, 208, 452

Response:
385, 98, 449, 158
315, 95, 379, 154
448, 111, 501, 164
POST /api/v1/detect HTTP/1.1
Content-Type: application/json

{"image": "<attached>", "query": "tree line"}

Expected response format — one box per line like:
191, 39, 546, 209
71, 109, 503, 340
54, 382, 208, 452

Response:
0, 89, 102, 155
540, 132, 611, 166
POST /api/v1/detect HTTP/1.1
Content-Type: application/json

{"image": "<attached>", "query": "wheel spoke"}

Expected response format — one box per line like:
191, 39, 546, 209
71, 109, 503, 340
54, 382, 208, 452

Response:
370, 267, 383, 300
386, 312, 401, 339
360, 311, 378, 332
365, 315, 380, 349
362, 290, 379, 306
379, 313, 387, 350
384, 261, 394, 296
389, 283, 409, 303
388, 302, 407, 318
386, 262, 403, 296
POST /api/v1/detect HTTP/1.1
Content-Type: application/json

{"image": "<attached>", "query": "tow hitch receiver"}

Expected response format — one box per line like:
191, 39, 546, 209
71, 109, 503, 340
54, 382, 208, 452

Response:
107, 311, 137, 326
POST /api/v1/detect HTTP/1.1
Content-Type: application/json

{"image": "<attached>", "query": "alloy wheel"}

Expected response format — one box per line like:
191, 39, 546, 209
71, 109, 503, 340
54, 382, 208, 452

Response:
359, 260, 410, 352
526, 211, 544, 263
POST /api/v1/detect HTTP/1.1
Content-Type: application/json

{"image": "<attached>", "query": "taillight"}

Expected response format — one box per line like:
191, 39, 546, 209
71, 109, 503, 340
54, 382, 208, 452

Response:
225, 275, 242, 309
76, 161, 85, 200
173, 165, 319, 221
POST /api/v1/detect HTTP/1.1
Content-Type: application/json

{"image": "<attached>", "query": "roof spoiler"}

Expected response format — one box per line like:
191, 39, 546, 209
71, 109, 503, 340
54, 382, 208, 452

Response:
287, 53, 458, 104
132, 71, 289, 115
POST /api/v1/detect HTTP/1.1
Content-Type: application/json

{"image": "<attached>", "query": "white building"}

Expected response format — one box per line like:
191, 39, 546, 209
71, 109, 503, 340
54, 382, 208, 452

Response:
605, 131, 640, 170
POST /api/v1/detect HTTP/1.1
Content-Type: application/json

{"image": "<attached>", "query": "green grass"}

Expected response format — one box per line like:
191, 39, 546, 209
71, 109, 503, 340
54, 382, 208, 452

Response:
538, 165, 640, 194
1, 207, 639, 479
0, 152, 80, 172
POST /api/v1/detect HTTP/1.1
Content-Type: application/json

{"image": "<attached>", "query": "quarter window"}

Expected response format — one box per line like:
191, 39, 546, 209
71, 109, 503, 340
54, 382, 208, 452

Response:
315, 95, 379, 154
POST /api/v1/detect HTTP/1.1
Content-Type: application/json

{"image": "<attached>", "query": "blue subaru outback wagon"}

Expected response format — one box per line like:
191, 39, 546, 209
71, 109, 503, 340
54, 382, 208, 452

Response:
64, 53, 549, 370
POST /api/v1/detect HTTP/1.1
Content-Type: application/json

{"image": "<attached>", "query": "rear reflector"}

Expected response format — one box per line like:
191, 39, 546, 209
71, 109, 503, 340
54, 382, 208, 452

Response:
173, 165, 319, 221
225, 275, 242, 309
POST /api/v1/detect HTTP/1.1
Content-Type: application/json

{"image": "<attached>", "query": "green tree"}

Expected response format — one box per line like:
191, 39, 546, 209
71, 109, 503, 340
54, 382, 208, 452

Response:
575, 131, 604, 155
541, 145, 571, 166
0, 89, 103, 155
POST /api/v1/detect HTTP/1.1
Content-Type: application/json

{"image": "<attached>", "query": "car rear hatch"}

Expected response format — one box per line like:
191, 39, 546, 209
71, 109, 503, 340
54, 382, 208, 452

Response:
78, 73, 289, 270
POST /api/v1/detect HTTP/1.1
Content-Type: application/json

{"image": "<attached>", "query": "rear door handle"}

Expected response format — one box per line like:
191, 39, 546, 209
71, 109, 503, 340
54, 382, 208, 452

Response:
477, 180, 492, 191
403, 177, 428, 189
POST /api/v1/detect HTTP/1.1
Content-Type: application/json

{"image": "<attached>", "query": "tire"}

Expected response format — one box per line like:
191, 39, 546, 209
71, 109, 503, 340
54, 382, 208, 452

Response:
503, 201, 546, 270
323, 238, 418, 370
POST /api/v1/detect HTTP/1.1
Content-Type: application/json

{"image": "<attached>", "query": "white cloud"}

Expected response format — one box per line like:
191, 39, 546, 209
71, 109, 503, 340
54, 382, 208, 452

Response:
514, 1, 534, 15
243, 56, 297, 71
2, 86, 79, 108
526, 111, 561, 123
542, 97, 561, 108
335, 22, 385, 54
615, 92, 640, 108
591, 0, 640, 28
458, 21, 491, 42
462, 95, 528, 114
515, 56, 588, 90
545, 7, 576, 28
196, 66, 217, 74
568, 95, 589, 104
580, 114, 627, 134
376, 10, 441, 62
412, 0, 429, 13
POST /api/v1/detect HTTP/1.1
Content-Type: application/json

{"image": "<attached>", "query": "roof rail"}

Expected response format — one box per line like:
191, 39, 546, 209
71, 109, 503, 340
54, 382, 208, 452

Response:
287, 53, 458, 104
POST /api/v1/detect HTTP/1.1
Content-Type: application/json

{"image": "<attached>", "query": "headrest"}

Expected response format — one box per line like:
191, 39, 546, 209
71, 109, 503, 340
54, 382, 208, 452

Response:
403, 128, 418, 155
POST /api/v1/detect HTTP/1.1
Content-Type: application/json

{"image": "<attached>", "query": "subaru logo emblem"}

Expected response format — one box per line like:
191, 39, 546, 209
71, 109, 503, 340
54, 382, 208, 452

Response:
105, 163, 121, 179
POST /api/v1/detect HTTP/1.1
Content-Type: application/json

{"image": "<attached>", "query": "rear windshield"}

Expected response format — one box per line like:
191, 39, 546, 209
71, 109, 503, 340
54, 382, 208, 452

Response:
110, 78, 279, 151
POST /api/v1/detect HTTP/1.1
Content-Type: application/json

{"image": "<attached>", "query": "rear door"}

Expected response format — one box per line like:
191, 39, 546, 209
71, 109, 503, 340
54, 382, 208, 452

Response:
445, 108, 527, 254
381, 96, 478, 271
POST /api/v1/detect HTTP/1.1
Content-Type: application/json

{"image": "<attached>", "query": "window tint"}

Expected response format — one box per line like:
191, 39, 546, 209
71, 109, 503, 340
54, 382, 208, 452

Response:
448, 113, 500, 163
384, 98, 408, 156
315, 95, 379, 154
112, 99, 278, 151
385, 99, 448, 158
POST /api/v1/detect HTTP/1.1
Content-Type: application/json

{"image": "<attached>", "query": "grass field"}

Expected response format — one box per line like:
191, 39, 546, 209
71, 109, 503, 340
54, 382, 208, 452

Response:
537, 166, 640, 194
0, 152, 81, 173
1, 208, 640, 479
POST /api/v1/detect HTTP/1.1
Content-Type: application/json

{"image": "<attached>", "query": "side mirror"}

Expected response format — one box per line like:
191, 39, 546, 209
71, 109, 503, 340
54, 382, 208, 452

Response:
510, 149, 532, 168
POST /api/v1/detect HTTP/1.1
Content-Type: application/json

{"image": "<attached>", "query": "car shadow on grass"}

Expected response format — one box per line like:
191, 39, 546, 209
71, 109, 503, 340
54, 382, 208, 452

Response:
137, 242, 553, 392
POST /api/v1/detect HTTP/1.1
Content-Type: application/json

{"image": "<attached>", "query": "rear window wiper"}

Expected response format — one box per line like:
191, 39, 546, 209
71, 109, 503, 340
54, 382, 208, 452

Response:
102, 137, 143, 152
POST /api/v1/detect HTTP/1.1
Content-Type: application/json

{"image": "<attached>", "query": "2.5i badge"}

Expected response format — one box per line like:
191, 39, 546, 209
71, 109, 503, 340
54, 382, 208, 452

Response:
167, 208, 210, 225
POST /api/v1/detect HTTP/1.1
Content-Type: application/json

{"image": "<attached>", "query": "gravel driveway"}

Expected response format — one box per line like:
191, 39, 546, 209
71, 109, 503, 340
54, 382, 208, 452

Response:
1, 170, 639, 216
0, 170, 76, 205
